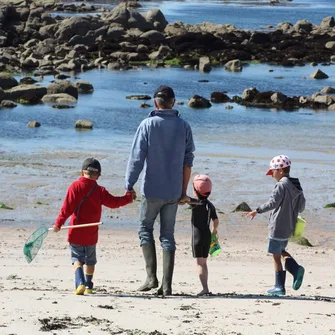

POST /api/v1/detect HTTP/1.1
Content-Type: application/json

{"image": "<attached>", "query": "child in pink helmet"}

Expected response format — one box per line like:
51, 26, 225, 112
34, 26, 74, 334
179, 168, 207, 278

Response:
246, 155, 306, 296
182, 174, 219, 296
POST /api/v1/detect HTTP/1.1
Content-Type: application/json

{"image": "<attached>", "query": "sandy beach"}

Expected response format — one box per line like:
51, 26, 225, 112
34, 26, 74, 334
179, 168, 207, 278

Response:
1, 148, 335, 335
1, 223, 335, 335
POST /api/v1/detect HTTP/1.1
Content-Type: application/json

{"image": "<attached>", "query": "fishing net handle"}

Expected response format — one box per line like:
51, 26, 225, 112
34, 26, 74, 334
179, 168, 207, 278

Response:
50, 222, 103, 231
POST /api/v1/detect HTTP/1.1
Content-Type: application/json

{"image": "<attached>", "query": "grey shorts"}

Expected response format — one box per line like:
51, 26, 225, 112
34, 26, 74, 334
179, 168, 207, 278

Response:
267, 238, 288, 255
70, 244, 97, 265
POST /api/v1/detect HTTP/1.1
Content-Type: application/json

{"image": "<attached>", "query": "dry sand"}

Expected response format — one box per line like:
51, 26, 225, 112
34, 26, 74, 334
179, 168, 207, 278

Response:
1, 150, 335, 334
1, 221, 335, 335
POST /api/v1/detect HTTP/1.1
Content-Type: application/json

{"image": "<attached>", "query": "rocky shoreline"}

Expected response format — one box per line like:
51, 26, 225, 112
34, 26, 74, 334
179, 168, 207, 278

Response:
0, 0, 335, 113
1, 0, 335, 73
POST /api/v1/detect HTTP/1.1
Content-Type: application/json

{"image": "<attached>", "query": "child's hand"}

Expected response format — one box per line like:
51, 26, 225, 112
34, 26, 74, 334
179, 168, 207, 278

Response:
53, 225, 60, 232
245, 210, 257, 220
178, 195, 190, 205
126, 190, 136, 200
212, 228, 218, 236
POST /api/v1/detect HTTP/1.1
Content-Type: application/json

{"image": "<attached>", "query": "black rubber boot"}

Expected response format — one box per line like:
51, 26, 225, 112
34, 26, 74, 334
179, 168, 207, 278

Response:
157, 251, 175, 296
267, 271, 286, 296
138, 243, 159, 291
285, 257, 305, 291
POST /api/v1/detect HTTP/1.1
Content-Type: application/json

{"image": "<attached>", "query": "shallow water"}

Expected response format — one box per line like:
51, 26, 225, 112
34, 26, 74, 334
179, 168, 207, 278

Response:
57, 0, 335, 30
71, 0, 335, 30
1, 63, 335, 163
139, 0, 335, 29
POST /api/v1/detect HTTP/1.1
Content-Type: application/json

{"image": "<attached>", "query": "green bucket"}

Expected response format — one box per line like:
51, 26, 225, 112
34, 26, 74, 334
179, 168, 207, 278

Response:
209, 233, 221, 257
294, 216, 306, 238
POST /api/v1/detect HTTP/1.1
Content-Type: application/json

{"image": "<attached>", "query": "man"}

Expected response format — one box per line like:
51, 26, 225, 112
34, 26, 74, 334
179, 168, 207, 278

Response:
125, 85, 195, 296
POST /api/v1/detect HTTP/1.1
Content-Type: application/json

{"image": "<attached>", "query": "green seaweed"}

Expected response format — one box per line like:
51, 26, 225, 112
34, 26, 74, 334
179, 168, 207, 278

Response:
324, 202, 335, 208
0, 202, 14, 210
289, 236, 313, 247
17, 98, 31, 104
164, 58, 183, 66
233, 202, 252, 212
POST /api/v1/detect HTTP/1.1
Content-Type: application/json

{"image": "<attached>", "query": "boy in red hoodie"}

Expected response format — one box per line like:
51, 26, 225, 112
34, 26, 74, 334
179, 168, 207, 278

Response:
53, 158, 135, 295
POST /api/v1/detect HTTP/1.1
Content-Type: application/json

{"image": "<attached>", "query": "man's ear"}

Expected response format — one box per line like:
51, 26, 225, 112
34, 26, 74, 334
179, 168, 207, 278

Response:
172, 98, 175, 107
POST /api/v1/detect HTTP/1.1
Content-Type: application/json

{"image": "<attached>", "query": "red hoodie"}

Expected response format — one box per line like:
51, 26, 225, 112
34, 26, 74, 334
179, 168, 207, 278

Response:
55, 177, 133, 245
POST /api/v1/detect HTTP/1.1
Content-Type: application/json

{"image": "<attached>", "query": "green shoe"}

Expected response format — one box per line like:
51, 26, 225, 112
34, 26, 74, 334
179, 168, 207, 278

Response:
293, 266, 305, 291
267, 271, 286, 296
84, 288, 95, 294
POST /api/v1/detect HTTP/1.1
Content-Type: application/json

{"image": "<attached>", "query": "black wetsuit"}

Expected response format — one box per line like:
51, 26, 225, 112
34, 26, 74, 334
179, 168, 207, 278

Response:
190, 198, 218, 258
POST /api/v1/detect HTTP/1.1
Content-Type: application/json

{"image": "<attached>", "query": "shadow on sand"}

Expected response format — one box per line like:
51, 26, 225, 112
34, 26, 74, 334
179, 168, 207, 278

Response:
93, 291, 335, 303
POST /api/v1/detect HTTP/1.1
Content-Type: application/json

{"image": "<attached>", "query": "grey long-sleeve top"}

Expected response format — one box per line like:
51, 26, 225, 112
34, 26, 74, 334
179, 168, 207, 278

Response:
256, 176, 306, 240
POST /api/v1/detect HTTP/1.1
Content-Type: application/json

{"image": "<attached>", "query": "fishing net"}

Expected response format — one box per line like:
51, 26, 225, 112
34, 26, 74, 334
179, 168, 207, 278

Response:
23, 226, 49, 263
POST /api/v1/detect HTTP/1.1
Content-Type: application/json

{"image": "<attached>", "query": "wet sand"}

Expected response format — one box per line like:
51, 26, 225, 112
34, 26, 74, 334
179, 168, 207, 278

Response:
1, 149, 335, 334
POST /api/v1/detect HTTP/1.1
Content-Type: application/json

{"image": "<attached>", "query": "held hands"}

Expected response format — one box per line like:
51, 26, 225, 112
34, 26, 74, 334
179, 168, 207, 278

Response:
126, 189, 137, 201
245, 210, 258, 220
130, 190, 137, 200
178, 194, 191, 205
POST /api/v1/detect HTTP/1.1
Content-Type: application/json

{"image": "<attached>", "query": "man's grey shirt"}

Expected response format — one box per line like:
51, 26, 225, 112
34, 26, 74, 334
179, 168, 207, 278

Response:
125, 109, 195, 200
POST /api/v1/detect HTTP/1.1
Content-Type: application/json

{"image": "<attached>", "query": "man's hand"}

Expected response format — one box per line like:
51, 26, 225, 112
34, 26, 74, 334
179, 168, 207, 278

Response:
179, 195, 190, 205
130, 190, 137, 200
245, 210, 257, 220
53, 225, 61, 232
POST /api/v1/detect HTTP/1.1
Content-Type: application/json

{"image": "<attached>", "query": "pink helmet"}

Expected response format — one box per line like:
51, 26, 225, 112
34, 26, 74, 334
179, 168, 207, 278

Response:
193, 174, 212, 196
266, 155, 291, 175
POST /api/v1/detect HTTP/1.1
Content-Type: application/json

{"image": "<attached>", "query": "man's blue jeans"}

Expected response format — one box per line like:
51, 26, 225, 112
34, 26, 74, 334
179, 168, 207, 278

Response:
139, 197, 178, 251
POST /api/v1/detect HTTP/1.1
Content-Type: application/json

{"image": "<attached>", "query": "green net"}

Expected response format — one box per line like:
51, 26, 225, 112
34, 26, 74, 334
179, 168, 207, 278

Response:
23, 226, 49, 263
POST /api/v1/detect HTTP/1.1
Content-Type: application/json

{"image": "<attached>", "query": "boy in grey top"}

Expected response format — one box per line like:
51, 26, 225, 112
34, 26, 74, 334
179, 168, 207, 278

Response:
125, 85, 195, 296
246, 155, 306, 296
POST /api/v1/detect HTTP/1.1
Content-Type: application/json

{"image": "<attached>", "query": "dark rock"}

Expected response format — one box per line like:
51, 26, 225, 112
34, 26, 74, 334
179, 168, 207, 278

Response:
188, 95, 211, 108
5, 85, 47, 103
210, 92, 231, 103
55, 74, 71, 80
242, 88, 259, 102
0, 73, 18, 89
27, 121, 41, 128
140, 30, 165, 43
42, 93, 77, 104
145, 8, 168, 32
75, 80, 94, 94
1, 100, 17, 108
126, 95, 151, 100
47, 81, 78, 99
199, 56, 211, 73
20, 77, 38, 85
52, 104, 75, 109
75, 119, 93, 129
310, 69, 329, 79
233, 202, 252, 212
320, 16, 335, 29
225, 59, 242, 72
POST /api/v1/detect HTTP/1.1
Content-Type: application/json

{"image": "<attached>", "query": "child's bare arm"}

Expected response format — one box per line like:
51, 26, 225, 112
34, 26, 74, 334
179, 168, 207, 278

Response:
212, 218, 219, 235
